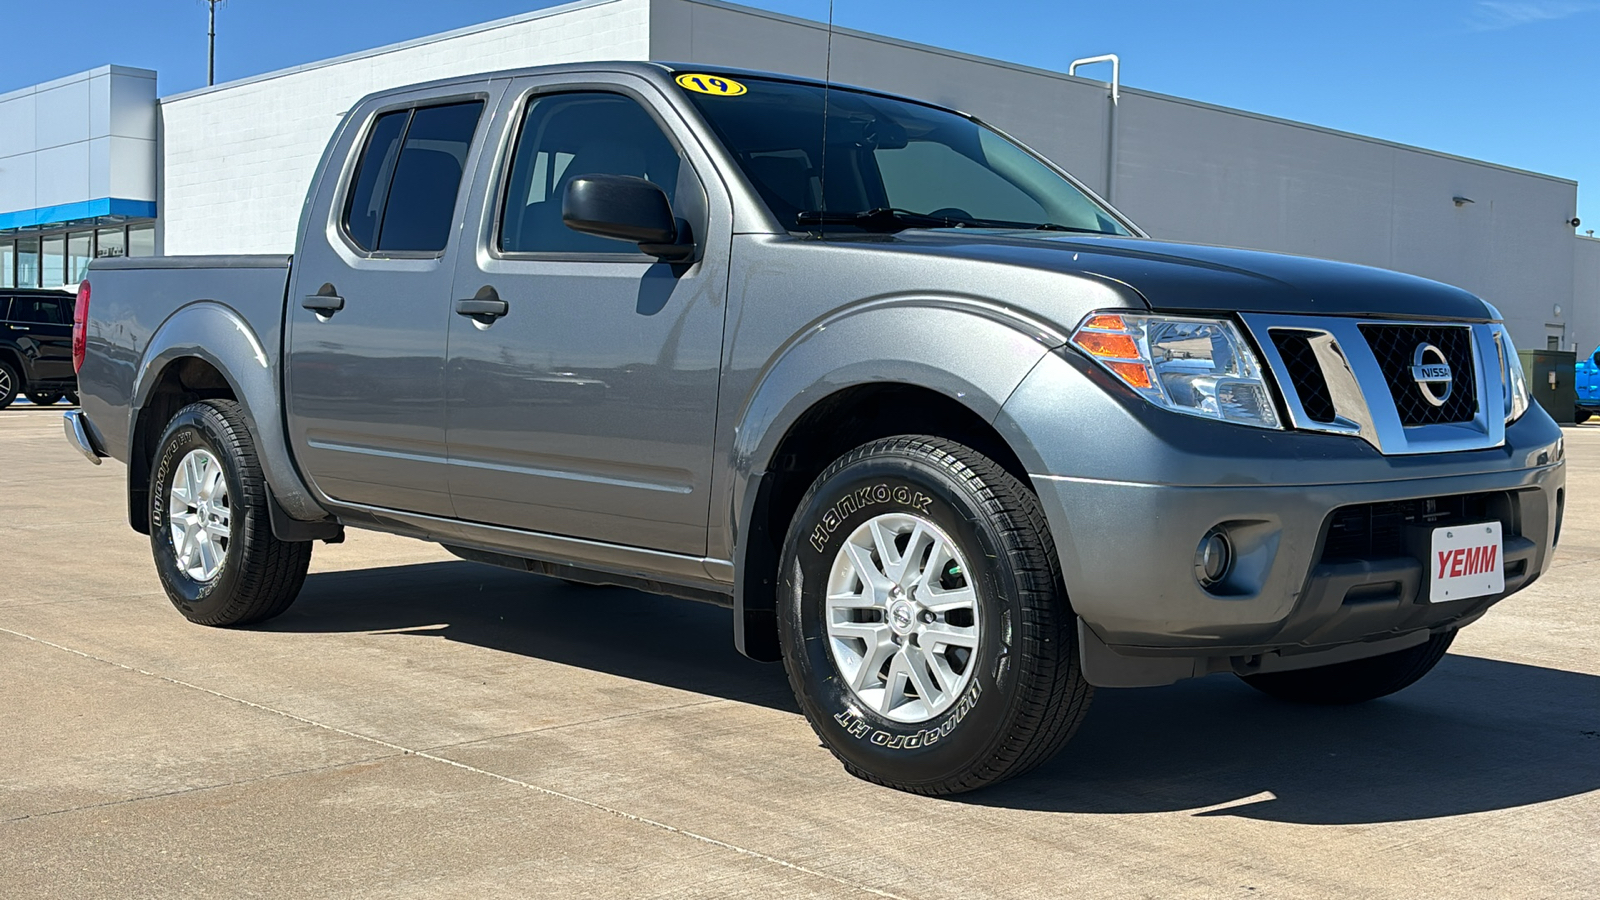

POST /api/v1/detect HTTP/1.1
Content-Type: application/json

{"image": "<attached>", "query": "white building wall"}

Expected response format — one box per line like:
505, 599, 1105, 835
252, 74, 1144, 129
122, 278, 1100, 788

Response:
158, 0, 651, 255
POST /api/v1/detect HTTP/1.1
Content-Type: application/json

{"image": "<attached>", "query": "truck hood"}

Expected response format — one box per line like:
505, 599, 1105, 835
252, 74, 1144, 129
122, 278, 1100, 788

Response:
882, 231, 1494, 321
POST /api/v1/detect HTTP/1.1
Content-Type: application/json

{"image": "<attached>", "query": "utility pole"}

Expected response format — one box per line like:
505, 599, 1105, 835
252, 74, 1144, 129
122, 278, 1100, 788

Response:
207, 0, 221, 86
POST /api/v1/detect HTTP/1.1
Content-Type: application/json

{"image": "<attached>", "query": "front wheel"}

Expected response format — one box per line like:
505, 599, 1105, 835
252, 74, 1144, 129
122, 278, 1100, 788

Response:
150, 399, 312, 626
1239, 630, 1455, 704
0, 360, 18, 409
778, 436, 1092, 795
26, 391, 65, 406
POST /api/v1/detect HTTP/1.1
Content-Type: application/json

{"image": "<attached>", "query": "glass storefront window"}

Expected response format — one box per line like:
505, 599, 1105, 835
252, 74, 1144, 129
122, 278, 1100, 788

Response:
16, 237, 40, 288
96, 227, 127, 259
128, 224, 155, 258
0, 242, 13, 288
41, 235, 65, 288
68, 232, 93, 283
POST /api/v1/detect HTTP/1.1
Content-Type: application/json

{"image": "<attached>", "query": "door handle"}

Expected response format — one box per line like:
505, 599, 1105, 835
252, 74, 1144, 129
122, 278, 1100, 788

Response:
8, 325, 29, 331
301, 293, 345, 313
455, 298, 509, 318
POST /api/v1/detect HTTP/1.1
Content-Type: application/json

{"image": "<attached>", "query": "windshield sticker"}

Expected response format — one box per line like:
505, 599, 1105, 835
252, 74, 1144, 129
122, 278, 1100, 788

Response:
676, 74, 747, 96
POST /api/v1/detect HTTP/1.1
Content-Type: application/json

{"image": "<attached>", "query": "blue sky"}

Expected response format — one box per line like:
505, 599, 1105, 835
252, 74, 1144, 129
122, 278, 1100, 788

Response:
4, 0, 1595, 226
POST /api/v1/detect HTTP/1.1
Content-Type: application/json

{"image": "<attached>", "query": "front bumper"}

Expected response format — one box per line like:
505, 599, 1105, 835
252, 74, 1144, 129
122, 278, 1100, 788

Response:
997, 350, 1566, 685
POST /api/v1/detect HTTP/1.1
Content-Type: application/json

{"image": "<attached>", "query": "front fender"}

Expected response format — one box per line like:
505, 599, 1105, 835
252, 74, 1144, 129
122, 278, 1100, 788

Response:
132, 301, 328, 522
726, 297, 1069, 658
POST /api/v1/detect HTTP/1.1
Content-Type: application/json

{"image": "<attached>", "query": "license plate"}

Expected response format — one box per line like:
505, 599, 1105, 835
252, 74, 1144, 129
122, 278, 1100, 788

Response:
1429, 522, 1504, 602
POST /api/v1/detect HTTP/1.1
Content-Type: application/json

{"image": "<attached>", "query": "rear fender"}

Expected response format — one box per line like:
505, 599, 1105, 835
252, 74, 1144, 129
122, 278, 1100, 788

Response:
131, 301, 329, 526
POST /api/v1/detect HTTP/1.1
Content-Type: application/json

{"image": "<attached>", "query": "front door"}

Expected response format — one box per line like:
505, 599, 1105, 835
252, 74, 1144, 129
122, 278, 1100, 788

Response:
285, 89, 494, 516
445, 81, 728, 555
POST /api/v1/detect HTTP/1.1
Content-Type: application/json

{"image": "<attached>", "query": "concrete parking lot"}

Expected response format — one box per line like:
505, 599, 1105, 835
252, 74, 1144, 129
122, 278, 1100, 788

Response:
2, 406, 1597, 899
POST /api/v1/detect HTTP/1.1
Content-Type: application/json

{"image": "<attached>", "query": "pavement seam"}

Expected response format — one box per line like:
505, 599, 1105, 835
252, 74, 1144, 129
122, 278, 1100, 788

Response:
0, 625, 914, 900
2, 754, 404, 824
414, 697, 732, 752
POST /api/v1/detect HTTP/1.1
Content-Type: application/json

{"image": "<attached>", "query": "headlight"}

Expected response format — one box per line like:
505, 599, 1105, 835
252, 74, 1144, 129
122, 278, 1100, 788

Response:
1069, 312, 1281, 429
1493, 325, 1530, 423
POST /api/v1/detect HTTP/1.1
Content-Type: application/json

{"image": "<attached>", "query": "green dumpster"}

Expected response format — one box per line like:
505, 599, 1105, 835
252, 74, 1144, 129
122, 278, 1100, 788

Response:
1518, 349, 1579, 425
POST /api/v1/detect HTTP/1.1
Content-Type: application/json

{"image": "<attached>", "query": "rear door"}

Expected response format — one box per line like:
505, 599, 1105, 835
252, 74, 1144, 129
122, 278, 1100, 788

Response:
285, 83, 501, 516
7, 293, 74, 384
443, 74, 731, 555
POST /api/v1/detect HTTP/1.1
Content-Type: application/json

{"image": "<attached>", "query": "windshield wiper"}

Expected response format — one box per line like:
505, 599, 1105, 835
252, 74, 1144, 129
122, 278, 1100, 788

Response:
795, 208, 960, 232
796, 208, 1110, 235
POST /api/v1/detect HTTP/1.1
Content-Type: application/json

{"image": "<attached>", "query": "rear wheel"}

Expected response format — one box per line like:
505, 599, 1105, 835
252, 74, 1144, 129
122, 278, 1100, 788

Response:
26, 391, 64, 406
1576, 410, 1592, 425
778, 435, 1092, 795
0, 361, 18, 409
65, 391, 79, 406
150, 399, 312, 626
1239, 631, 1455, 705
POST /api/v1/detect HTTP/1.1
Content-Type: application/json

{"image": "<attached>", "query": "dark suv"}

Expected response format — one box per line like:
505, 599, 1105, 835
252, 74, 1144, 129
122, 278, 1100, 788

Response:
1, 289, 78, 409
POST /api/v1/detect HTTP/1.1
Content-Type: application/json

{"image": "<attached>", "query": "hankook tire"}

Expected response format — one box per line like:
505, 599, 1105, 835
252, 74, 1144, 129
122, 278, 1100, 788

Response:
778, 435, 1092, 795
150, 399, 312, 626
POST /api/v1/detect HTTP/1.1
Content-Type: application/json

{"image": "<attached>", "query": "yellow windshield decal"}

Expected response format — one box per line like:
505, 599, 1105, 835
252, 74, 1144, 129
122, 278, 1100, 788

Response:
676, 73, 748, 96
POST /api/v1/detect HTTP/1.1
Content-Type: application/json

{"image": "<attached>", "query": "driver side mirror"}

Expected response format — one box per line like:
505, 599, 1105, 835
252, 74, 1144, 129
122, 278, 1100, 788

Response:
562, 175, 695, 261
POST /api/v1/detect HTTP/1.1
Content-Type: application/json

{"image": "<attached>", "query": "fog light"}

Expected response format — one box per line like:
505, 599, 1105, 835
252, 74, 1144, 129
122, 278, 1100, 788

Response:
1195, 529, 1233, 588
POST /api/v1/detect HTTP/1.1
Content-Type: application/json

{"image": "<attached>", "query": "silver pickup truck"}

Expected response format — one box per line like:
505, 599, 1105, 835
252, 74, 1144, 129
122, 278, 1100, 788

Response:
67, 62, 1565, 795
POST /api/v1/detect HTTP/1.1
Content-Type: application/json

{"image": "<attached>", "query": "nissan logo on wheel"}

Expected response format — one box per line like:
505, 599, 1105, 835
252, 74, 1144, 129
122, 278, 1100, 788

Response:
1410, 343, 1453, 407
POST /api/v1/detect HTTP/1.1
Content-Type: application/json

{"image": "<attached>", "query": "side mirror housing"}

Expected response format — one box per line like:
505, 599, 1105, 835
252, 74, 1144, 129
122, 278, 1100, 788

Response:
562, 175, 694, 261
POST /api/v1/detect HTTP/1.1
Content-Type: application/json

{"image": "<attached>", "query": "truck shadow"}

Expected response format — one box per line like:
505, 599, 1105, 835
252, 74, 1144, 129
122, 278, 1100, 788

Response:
276, 559, 1600, 825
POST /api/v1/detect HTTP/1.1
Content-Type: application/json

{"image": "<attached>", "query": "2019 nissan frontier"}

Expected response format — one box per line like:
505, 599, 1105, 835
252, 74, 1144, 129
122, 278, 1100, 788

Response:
66, 63, 1565, 795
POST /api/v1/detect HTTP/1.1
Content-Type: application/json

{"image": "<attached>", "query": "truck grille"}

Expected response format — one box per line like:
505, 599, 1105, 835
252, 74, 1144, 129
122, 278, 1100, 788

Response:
1320, 492, 1512, 563
1270, 330, 1337, 423
1359, 324, 1478, 426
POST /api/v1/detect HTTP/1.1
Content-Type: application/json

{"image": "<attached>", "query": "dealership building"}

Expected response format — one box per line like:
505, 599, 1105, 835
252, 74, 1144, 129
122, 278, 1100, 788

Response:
2, 0, 1595, 354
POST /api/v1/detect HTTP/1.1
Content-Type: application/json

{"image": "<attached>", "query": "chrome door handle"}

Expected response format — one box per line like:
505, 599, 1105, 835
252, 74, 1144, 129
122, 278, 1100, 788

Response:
8, 325, 29, 331
301, 294, 345, 313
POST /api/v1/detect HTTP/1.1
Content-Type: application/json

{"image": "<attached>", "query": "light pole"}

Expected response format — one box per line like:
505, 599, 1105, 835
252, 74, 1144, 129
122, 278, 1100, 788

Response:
207, 0, 223, 86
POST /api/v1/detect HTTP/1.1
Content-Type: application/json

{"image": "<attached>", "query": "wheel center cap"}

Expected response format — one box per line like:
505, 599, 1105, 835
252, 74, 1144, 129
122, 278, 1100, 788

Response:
888, 599, 917, 635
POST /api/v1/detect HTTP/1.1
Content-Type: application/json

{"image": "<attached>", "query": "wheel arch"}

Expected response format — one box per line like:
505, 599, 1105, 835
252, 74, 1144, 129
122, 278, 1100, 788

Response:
728, 303, 1059, 661
127, 302, 329, 534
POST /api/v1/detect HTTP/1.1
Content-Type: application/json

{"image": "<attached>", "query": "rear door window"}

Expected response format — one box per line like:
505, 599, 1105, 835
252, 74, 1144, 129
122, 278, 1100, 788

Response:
342, 100, 485, 254
12, 296, 68, 325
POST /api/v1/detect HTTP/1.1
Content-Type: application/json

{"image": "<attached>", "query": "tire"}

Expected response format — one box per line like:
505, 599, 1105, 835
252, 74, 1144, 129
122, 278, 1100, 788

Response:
778, 435, 1092, 795
0, 360, 18, 410
1576, 410, 1592, 425
65, 391, 80, 406
26, 391, 65, 406
1239, 630, 1455, 705
149, 399, 312, 626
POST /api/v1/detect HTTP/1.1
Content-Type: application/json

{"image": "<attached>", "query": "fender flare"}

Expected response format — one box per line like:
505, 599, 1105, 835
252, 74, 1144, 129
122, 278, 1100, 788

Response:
725, 296, 1069, 659
130, 301, 330, 525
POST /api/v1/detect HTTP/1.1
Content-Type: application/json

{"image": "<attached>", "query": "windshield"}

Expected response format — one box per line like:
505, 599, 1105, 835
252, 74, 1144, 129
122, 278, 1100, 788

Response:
677, 74, 1130, 236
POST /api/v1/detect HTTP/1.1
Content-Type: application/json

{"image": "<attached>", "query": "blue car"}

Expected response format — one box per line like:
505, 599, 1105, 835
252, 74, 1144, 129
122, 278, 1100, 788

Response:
1578, 349, 1600, 423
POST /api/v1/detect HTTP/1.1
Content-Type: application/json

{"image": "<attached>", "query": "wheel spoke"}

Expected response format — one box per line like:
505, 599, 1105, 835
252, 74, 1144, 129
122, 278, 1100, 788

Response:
852, 636, 895, 693
921, 584, 977, 614
828, 620, 888, 644
927, 651, 961, 695
200, 460, 226, 503
920, 620, 978, 650
880, 653, 912, 714
901, 645, 943, 708
842, 540, 893, 596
